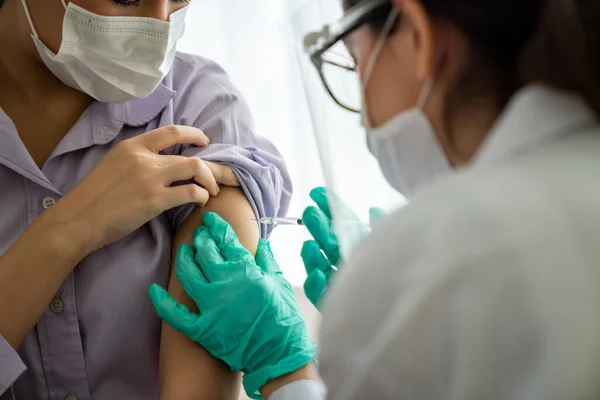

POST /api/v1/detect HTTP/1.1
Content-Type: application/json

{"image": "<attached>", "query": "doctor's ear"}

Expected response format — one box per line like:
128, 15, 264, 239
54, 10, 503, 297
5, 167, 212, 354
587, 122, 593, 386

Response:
390, 0, 437, 80
391, 0, 471, 90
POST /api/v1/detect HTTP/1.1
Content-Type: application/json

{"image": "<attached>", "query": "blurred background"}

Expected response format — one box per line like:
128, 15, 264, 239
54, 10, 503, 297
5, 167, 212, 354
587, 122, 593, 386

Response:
177, 2, 404, 397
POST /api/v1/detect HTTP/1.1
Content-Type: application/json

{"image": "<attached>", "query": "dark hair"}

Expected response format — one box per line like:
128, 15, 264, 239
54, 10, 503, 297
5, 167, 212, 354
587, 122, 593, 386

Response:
343, 0, 600, 115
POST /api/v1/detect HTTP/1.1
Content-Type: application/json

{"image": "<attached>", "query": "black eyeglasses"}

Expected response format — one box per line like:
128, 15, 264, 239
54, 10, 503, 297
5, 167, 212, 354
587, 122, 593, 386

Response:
303, 0, 391, 113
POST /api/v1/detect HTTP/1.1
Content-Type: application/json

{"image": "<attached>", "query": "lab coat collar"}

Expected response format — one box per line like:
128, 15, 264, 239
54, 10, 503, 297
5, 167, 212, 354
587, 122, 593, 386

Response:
474, 84, 598, 166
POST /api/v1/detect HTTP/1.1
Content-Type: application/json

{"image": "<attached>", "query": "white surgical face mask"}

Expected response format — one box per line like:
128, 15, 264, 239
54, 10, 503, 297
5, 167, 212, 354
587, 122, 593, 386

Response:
21, 0, 188, 103
361, 10, 451, 198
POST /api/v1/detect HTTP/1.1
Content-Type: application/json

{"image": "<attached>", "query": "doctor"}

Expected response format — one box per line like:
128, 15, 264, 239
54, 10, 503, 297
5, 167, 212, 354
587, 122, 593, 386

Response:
152, 0, 600, 399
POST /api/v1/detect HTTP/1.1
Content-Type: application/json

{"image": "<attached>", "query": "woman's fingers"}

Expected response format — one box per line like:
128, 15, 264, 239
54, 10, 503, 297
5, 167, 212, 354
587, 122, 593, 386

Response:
138, 125, 210, 153
164, 183, 211, 208
204, 161, 240, 187
162, 157, 220, 196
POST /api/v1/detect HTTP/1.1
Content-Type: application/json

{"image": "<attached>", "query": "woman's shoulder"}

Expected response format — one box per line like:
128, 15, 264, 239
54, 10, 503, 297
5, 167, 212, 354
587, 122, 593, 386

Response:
169, 52, 231, 87
163, 52, 250, 126
165, 51, 241, 96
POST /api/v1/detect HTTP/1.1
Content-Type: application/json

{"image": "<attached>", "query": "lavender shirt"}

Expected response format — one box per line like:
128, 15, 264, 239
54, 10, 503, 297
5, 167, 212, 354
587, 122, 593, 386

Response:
0, 52, 291, 400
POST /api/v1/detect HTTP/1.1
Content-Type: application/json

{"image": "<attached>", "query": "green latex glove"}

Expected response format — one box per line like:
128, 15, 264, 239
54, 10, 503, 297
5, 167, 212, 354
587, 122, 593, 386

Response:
301, 187, 387, 310
149, 212, 317, 399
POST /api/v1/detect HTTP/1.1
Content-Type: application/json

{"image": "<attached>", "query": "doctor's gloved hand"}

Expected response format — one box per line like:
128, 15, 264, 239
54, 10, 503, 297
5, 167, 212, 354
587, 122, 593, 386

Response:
149, 212, 317, 399
302, 187, 387, 310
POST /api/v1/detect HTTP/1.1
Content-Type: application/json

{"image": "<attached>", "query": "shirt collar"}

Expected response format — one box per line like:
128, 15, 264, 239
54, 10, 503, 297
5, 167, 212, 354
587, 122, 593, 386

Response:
0, 107, 57, 192
474, 84, 598, 166
0, 83, 176, 191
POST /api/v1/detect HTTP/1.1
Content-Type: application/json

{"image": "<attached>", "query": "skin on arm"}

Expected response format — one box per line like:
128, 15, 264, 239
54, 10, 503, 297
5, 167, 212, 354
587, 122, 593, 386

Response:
159, 186, 260, 400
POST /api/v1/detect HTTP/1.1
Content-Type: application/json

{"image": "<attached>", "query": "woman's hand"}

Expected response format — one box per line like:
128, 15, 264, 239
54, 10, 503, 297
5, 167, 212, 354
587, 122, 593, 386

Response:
45, 125, 239, 252
150, 212, 317, 399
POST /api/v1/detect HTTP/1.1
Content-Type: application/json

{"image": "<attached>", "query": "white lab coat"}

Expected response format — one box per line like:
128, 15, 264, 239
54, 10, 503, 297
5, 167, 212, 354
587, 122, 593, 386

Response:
271, 85, 600, 400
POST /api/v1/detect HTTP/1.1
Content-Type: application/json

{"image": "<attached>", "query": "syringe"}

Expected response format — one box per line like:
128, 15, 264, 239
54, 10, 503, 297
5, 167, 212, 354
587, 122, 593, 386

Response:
254, 217, 304, 226
254, 217, 370, 227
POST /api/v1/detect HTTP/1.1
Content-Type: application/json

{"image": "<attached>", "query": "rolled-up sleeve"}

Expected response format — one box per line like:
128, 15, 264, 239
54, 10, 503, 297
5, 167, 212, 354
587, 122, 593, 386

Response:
0, 334, 25, 396
164, 54, 292, 237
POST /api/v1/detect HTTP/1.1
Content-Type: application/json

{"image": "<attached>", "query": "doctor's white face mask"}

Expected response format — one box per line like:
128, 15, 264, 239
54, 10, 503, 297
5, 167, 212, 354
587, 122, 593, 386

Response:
361, 10, 451, 198
21, 0, 188, 103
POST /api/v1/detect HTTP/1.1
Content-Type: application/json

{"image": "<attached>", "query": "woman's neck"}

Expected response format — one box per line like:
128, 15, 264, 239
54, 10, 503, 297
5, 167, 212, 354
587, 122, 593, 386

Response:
0, 9, 93, 167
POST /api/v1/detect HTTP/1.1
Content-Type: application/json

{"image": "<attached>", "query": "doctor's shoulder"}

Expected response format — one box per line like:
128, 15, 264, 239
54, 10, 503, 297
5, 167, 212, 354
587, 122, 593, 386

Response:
331, 154, 600, 322
373, 153, 600, 270
319, 161, 600, 398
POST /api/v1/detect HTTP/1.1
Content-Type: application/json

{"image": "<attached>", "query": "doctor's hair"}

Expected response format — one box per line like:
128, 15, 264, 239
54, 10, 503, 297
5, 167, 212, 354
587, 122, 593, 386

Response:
344, 0, 600, 115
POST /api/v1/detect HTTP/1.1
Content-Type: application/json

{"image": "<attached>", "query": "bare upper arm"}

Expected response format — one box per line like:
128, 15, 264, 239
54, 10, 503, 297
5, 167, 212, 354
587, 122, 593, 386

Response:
173, 186, 259, 256
158, 186, 259, 400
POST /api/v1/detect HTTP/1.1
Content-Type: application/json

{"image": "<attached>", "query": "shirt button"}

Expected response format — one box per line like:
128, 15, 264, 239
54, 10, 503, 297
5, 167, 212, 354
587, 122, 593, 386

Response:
65, 395, 79, 400
42, 197, 56, 210
50, 299, 64, 313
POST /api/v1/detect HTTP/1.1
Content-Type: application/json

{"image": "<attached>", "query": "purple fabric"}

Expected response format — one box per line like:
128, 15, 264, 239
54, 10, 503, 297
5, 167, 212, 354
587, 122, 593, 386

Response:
0, 52, 291, 400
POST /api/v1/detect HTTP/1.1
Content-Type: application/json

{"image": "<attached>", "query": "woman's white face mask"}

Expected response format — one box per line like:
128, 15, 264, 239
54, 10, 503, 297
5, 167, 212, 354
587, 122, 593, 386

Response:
361, 9, 451, 198
20, 0, 188, 103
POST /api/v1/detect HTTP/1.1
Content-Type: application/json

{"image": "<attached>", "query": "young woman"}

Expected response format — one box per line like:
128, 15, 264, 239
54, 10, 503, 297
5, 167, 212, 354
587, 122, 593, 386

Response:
154, 0, 600, 399
0, 0, 291, 399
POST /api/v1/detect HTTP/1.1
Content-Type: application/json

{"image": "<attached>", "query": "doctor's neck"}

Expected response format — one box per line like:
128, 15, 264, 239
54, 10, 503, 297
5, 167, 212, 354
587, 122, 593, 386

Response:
424, 82, 500, 168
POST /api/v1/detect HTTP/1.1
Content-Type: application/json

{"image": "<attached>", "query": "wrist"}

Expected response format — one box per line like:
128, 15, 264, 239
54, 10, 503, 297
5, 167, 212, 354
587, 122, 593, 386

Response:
33, 207, 96, 261
243, 337, 318, 398
259, 364, 319, 400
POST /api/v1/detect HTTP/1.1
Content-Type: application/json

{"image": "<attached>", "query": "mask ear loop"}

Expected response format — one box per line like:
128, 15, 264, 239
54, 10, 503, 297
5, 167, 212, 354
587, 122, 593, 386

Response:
416, 78, 434, 109
20, 0, 68, 39
416, 43, 447, 110
361, 9, 399, 129
20, 0, 39, 38
362, 9, 399, 91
